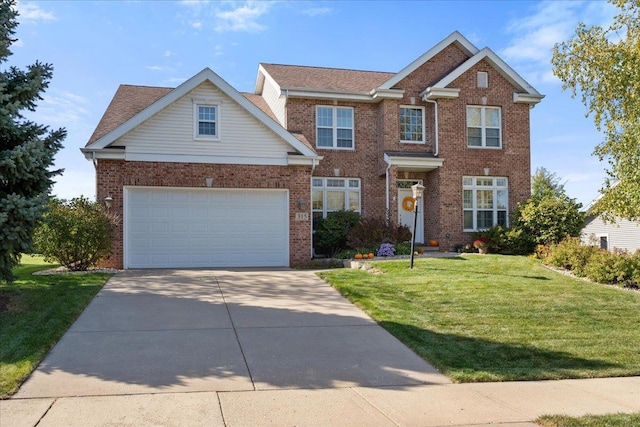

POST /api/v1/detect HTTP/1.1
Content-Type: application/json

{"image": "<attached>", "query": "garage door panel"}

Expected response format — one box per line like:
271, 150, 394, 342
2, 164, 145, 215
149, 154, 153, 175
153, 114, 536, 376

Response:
126, 188, 289, 268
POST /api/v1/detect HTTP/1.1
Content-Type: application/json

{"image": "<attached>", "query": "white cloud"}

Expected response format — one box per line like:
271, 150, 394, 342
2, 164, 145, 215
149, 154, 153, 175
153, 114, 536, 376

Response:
214, 1, 271, 33
501, 1, 618, 86
145, 65, 175, 73
164, 50, 176, 57
15, 1, 56, 22
34, 90, 90, 129
192, 21, 203, 29
302, 7, 332, 17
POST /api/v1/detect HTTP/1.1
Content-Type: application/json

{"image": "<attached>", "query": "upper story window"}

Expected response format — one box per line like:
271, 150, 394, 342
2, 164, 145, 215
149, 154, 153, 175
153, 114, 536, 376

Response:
316, 106, 354, 149
463, 176, 508, 231
194, 104, 219, 139
467, 106, 501, 148
477, 71, 488, 88
400, 106, 425, 143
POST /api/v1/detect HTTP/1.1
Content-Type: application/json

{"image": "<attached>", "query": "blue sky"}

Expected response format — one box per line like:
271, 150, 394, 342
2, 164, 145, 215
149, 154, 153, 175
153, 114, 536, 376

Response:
11, 0, 616, 207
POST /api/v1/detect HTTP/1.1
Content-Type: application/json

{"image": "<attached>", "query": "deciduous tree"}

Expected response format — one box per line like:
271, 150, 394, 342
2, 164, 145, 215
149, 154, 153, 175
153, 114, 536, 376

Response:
552, 0, 640, 220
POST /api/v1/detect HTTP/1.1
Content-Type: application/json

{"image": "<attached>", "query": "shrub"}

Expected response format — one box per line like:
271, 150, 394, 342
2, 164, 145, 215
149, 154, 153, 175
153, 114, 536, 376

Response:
544, 237, 599, 277
512, 195, 584, 246
333, 249, 357, 259
347, 217, 411, 249
395, 242, 412, 255
584, 250, 640, 286
313, 210, 361, 257
33, 197, 116, 271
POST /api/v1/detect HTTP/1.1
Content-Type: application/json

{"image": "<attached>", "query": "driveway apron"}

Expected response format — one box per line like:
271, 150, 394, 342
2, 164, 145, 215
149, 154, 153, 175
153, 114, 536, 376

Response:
16, 269, 448, 398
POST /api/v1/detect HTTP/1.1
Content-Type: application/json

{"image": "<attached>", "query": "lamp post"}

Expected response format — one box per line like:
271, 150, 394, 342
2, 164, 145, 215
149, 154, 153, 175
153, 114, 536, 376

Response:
409, 183, 425, 269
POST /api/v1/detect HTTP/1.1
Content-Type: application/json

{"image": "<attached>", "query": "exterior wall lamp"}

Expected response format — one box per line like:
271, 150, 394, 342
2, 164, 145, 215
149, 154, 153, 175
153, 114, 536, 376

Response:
104, 194, 113, 210
409, 183, 425, 269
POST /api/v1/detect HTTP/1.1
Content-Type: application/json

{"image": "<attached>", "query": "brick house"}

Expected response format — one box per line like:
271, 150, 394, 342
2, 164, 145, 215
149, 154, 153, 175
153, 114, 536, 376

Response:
82, 31, 542, 269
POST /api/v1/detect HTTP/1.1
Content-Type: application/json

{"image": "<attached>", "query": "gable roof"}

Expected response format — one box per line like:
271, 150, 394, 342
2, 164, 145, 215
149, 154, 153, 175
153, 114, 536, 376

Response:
423, 47, 543, 103
257, 31, 541, 104
84, 68, 318, 158
378, 31, 479, 90
258, 63, 394, 93
87, 85, 172, 146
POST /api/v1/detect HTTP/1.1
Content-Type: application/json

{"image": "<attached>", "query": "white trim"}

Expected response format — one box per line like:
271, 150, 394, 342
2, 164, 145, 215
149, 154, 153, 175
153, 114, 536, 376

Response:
287, 154, 323, 166
383, 153, 444, 171
432, 48, 543, 101
311, 177, 361, 224
421, 87, 460, 100
379, 31, 479, 90
85, 68, 318, 158
193, 102, 220, 140
467, 105, 502, 149
399, 105, 426, 144
81, 148, 125, 160
316, 106, 355, 150
514, 92, 545, 104
462, 176, 509, 231
595, 233, 610, 251
124, 152, 289, 165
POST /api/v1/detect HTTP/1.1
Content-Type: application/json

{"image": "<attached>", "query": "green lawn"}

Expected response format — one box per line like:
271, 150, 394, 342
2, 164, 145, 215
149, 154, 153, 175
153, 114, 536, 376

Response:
319, 254, 640, 382
537, 413, 640, 427
0, 255, 112, 398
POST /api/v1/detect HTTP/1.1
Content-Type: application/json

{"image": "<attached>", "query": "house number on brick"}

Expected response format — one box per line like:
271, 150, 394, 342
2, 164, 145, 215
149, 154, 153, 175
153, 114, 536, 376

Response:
295, 212, 309, 221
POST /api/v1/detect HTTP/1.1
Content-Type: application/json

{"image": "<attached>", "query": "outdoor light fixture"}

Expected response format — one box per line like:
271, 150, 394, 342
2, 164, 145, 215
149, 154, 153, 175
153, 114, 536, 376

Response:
409, 183, 425, 269
298, 198, 306, 210
104, 194, 113, 209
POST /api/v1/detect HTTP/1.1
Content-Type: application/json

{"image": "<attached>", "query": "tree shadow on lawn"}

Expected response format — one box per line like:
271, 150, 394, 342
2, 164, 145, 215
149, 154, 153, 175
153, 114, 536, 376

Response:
424, 265, 550, 281
379, 321, 618, 382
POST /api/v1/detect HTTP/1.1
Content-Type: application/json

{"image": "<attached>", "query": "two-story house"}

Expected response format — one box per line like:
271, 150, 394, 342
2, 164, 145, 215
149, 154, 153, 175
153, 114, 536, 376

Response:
82, 31, 542, 269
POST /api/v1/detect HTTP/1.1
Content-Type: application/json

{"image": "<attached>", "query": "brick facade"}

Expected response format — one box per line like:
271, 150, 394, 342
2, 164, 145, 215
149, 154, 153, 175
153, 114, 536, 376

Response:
96, 160, 311, 269
282, 44, 532, 251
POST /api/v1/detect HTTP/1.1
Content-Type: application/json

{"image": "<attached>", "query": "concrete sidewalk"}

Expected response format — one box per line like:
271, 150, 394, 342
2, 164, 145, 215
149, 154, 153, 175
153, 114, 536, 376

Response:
2, 376, 639, 426
2, 269, 638, 426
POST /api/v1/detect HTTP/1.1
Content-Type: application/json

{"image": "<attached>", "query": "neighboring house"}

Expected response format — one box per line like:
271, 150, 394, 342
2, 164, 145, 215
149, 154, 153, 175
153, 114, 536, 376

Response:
582, 216, 640, 253
82, 31, 543, 269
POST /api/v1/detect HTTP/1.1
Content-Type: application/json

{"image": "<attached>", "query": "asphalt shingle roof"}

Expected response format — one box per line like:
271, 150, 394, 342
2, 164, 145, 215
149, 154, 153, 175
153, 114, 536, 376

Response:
260, 63, 394, 93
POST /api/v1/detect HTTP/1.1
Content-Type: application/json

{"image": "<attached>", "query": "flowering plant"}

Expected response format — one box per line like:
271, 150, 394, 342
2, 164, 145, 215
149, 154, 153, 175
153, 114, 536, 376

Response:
473, 236, 490, 249
377, 243, 395, 257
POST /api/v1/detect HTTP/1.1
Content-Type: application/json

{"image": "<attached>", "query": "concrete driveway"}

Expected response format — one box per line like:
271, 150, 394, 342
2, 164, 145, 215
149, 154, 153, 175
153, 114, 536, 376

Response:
16, 268, 448, 398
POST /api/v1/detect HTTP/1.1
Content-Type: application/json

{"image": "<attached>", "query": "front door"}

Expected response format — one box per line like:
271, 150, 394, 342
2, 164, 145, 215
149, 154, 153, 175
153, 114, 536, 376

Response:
397, 180, 424, 243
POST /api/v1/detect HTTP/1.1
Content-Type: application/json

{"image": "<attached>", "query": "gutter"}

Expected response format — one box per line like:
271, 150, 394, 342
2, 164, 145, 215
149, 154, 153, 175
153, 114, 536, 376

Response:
424, 99, 439, 156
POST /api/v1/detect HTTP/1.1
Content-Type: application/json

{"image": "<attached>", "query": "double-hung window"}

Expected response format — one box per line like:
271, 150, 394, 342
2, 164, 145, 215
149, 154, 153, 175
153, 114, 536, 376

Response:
463, 176, 508, 231
316, 106, 354, 149
467, 106, 501, 148
194, 104, 218, 139
400, 106, 425, 143
312, 178, 361, 230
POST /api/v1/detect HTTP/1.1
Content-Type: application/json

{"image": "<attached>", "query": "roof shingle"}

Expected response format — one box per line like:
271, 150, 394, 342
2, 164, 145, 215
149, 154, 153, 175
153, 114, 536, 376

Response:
260, 63, 394, 93
87, 85, 172, 146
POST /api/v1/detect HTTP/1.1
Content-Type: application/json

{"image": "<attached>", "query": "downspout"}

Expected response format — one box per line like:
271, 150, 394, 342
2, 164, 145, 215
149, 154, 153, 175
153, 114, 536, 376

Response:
425, 99, 439, 156
385, 161, 392, 225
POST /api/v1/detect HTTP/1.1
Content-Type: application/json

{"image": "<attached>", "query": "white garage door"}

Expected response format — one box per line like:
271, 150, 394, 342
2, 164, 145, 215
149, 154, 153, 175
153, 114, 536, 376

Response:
125, 187, 289, 268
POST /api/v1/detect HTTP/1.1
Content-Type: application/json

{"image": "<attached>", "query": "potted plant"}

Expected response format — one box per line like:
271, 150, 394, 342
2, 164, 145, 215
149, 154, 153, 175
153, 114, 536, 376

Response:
473, 236, 490, 254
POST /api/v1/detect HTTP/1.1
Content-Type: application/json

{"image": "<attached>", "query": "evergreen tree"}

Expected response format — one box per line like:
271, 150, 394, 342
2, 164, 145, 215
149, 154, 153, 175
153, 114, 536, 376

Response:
0, 0, 64, 281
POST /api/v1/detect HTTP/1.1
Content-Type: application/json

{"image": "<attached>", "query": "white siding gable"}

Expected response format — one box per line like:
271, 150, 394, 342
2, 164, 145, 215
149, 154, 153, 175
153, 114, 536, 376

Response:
582, 216, 640, 253
118, 81, 293, 165
261, 75, 286, 127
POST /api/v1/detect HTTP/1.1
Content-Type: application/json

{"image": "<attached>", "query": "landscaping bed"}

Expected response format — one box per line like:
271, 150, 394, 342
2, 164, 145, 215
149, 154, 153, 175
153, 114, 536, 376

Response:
318, 254, 640, 382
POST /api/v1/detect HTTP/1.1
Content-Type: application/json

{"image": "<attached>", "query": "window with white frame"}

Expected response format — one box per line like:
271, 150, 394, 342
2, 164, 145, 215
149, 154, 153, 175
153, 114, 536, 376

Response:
312, 178, 361, 229
463, 176, 508, 231
194, 104, 218, 139
467, 106, 501, 148
316, 106, 354, 149
400, 106, 425, 143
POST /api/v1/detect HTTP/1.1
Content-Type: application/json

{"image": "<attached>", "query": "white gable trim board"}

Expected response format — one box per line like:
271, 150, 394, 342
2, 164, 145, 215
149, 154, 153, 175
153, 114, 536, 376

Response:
124, 186, 289, 268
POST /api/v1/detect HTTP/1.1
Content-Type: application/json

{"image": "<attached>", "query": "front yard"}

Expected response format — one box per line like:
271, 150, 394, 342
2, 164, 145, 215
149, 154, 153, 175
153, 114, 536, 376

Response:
0, 255, 112, 398
319, 254, 640, 382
